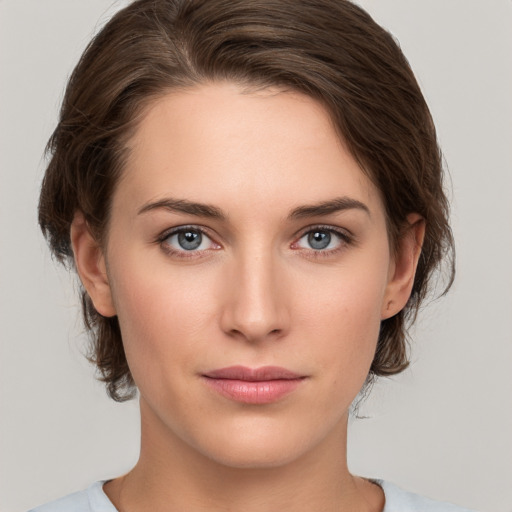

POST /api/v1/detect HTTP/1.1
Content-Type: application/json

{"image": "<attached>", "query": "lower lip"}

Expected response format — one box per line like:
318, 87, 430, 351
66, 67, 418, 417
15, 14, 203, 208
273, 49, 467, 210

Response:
203, 377, 304, 404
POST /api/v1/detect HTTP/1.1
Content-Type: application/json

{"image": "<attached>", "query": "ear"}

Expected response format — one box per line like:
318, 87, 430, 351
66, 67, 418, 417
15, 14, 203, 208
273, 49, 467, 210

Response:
70, 212, 116, 317
381, 213, 425, 319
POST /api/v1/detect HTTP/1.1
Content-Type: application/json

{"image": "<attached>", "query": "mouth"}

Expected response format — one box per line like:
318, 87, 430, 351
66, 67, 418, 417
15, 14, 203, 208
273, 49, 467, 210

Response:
202, 365, 307, 404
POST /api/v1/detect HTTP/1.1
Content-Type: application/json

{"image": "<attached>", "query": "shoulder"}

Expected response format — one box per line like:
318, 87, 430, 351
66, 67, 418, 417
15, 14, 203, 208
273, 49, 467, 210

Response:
28, 481, 117, 512
377, 480, 477, 512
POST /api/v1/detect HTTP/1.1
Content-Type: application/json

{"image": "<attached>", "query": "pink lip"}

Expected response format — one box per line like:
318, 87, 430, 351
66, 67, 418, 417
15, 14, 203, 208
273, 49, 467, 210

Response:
202, 366, 306, 404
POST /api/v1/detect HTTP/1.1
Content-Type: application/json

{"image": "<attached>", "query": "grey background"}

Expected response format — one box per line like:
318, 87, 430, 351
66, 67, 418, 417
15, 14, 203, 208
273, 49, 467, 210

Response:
1, 1, 511, 511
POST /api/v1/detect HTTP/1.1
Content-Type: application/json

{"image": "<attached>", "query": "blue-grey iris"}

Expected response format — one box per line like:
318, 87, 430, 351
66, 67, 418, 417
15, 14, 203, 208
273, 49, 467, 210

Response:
308, 231, 331, 250
178, 230, 202, 250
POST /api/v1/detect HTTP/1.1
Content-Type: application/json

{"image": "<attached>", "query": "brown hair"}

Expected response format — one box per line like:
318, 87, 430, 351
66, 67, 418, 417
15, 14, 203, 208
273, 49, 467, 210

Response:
39, 0, 454, 401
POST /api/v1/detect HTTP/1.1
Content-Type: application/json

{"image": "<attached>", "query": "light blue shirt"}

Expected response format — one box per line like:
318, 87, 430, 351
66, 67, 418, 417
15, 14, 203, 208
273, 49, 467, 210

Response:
29, 480, 477, 511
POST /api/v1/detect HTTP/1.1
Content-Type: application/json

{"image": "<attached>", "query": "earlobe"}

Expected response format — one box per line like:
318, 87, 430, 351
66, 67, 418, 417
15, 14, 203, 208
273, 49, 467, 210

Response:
70, 212, 116, 317
381, 213, 425, 319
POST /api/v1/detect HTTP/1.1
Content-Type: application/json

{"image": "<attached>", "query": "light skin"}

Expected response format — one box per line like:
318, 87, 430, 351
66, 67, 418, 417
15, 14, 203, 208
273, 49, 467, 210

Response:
71, 82, 424, 512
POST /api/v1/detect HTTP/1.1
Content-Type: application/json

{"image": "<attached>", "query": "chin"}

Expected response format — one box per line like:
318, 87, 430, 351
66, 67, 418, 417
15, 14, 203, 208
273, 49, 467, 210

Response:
200, 439, 308, 470
188, 415, 334, 470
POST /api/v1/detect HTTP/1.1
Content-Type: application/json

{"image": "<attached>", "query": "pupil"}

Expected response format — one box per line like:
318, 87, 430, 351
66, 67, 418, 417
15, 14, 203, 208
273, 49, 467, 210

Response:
308, 231, 331, 250
178, 230, 202, 250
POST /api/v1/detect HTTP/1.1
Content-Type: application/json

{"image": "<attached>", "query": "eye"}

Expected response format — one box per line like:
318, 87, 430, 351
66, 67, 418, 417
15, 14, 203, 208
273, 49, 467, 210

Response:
293, 227, 350, 252
160, 226, 220, 255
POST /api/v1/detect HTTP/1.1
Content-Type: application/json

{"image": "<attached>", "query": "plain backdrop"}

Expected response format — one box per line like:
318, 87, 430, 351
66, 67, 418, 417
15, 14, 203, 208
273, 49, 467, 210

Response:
1, 1, 511, 511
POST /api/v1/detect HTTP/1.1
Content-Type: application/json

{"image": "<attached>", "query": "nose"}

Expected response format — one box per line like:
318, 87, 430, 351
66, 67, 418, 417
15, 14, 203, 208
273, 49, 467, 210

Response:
219, 251, 290, 343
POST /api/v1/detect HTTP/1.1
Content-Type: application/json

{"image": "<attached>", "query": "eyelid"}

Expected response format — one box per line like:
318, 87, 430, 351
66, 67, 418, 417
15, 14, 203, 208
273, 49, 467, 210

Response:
293, 224, 353, 242
157, 224, 212, 242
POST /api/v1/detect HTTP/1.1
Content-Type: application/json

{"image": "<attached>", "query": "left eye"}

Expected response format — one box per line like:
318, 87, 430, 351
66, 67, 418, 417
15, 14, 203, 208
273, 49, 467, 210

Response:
163, 228, 216, 252
295, 229, 345, 251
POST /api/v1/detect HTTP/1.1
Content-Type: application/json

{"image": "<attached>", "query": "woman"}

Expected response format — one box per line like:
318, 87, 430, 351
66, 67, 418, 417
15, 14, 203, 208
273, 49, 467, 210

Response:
32, 0, 473, 510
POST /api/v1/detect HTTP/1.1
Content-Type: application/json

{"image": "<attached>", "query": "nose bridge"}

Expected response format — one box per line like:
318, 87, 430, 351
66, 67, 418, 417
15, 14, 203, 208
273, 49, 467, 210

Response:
221, 243, 288, 342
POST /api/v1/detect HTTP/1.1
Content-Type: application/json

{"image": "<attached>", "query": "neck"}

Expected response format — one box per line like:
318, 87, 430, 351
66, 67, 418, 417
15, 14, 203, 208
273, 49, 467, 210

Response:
104, 398, 383, 512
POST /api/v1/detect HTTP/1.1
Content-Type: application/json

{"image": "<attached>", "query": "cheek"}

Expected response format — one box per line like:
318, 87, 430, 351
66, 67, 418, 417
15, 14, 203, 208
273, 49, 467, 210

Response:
296, 260, 388, 376
108, 257, 219, 380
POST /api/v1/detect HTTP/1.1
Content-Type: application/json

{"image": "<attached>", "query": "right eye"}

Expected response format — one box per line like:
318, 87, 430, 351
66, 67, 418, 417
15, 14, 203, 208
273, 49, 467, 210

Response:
160, 226, 220, 257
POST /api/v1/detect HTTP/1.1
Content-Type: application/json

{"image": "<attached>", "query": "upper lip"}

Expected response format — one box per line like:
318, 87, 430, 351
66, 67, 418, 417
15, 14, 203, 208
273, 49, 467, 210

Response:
204, 365, 303, 381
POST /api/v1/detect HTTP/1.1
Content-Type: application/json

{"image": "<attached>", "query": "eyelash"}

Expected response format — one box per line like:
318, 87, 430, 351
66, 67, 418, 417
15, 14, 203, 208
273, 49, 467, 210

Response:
156, 224, 354, 260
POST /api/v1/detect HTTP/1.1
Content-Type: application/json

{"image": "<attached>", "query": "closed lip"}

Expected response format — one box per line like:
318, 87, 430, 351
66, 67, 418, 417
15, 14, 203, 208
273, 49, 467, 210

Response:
203, 365, 304, 381
202, 365, 306, 404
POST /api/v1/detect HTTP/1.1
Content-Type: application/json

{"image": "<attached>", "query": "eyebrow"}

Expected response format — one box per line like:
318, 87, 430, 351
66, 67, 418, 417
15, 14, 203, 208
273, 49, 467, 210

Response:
137, 196, 369, 221
137, 198, 226, 220
288, 197, 370, 219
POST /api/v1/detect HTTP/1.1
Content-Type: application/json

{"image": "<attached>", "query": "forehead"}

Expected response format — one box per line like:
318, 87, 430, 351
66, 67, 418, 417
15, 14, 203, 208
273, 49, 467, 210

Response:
117, 82, 383, 217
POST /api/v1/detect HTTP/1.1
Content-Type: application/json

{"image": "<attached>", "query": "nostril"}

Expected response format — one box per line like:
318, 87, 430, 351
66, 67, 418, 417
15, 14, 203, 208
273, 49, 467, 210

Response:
227, 327, 282, 341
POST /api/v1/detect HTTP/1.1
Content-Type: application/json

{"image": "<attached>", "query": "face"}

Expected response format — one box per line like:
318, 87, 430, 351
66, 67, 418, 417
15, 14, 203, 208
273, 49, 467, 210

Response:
77, 82, 415, 469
